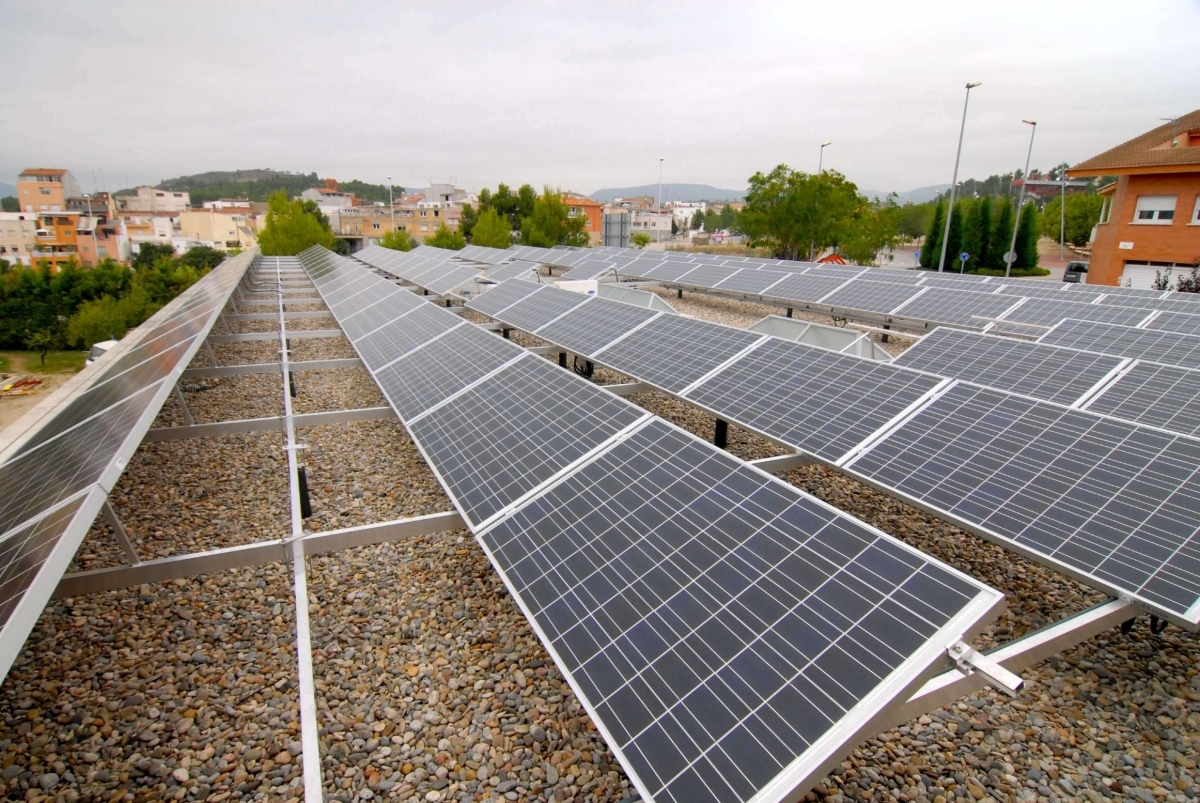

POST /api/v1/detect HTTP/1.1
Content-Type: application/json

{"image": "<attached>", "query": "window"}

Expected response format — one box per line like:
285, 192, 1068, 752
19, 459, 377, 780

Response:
40, 188, 51, 195
372, 223, 380, 230
1191, 196, 1200, 225
1134, 195, 1176, 224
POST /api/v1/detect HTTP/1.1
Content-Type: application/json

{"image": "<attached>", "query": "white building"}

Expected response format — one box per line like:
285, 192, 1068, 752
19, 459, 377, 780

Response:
0, 212, 38, 265
115, 186, 191, 213
630, 210, 673, 243
668, 201, 706, 224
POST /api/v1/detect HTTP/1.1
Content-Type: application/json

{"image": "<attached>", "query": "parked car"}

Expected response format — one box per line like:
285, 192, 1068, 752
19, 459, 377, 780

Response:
1063, 261, 1089, 283
86, 339, 119, 365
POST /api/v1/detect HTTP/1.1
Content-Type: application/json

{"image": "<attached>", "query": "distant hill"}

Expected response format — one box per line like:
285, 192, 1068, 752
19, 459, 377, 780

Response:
589, 183, 744, 203
860, 184, 952, 204
0, 182, 16, 198
118, 169, 396, 206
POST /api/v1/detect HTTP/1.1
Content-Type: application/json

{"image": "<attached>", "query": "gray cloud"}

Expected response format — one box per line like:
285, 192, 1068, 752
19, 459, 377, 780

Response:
2, 1, 1195, 196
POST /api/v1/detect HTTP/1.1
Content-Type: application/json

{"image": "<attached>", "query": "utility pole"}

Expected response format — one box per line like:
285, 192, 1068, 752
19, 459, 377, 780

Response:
657, 158, 664, 243
1006, 120, 1037, 279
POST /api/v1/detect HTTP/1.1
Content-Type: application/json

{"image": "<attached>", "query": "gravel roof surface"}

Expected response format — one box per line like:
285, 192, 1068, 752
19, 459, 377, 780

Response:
1, 274, 1196, 803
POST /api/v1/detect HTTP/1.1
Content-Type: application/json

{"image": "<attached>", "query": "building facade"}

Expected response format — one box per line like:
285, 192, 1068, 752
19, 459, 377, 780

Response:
114, 186, 191, 213
566, 195, 604, 245
16, 168, 82, 214
0, 213, 38, 266
1069, 111, 1200, 288
179, 209, 255, 252
629, 209, 673, 243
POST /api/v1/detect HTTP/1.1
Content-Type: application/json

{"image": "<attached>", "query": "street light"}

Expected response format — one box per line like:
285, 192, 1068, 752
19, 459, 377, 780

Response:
811, 141, 833, 260
937, 81, 982, 273
1005, 119, 1037, 279
657, 158, 664, 243
387, 175, 394, 234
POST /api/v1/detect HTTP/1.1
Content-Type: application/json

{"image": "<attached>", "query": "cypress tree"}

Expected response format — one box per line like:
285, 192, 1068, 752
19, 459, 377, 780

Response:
942, 200, 966, 272
987, 198, 1015, 270
1015, 202, 1040, 270
961, 199, 984, 273
921, 199, 945, 270
975, 196, 993, 271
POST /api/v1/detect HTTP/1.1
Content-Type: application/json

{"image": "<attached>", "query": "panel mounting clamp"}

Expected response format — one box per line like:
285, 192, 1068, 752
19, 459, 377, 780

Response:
947, 639, 1024, 697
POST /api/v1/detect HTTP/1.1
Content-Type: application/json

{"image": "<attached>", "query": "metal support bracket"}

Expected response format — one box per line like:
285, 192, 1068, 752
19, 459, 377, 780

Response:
173, 386, 195, 427
102, 499, 140, 566
947, 640, 1024, 697
205, 340, 220, 367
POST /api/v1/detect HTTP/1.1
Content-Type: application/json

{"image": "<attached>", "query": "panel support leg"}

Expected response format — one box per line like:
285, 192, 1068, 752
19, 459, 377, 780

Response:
503, 328, 511, 340
714, 419, 728, 449
103, 499, 141, 566
677, 288, 683, 299
205, 341, 220, 367
881, 323, 890, 344
559, 352, 568, 368
173, 386, 195, 426
786, 307, 794, 318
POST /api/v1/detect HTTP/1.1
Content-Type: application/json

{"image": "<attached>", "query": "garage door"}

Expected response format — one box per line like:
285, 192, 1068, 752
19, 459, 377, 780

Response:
1121, 262, 1167, 290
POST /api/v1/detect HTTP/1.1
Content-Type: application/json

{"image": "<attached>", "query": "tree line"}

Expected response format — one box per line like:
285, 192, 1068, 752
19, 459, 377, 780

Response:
919, 196, 1043, 274
0, 245, 225, 358
144, 171, 398, 207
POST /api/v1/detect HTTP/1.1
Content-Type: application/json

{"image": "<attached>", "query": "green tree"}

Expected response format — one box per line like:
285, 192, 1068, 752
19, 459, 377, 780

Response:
671, 217, 679, 236
835, 195, 904, 266
519, 188, 588, 247
426, 224, 466, 250
703, 209, 723, 232
719, 204, 738, 230
691, 209, 705, 230
940, 200, 966, 272
132, 243, 176, 271
920, 200, 945, 269
67, 296, 128, 348
738, 165, 865, 260
471, 207, 512, 248
379, 228, 414, 251
1, 197, 17, 213
1014, 202, 1040, 270
459, 203, 478, 239
899, 202, 932, 241
961, 197, 992, 272
632, 232, 652, 249
1041, 194, 1105, 247
177, 245, 226, 271
24, 327, 64, 367
257, 191, 335, 255
986, 198, 1015, 271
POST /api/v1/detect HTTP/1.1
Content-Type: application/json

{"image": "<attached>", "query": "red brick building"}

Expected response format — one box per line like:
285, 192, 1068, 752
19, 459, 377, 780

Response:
1068, 111, 1200, 288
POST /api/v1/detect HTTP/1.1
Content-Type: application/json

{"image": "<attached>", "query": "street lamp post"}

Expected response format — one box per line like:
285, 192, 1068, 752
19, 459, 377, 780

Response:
811, 141, 832, 261
1005, 119, 1037, 279
387, 175, 394, 234
937, 81, 982, 273
1060, 161, 1066, 262
657, 158, 664, 243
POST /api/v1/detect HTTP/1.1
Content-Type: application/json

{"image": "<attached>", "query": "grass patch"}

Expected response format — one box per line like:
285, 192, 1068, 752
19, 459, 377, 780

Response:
0, 350, 88, 375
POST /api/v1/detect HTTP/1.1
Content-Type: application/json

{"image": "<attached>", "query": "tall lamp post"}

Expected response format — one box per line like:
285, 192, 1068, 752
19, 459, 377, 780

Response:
811, 141, 832, 260
1005, 119, 1037, 279
657, 157, 664, 243
937, 81, 982, 272
1059, 161, 1066, 262
387, 175, 394, 233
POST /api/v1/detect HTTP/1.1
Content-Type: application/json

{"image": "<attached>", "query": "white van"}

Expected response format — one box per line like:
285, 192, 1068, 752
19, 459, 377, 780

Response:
86, 339, 119, 365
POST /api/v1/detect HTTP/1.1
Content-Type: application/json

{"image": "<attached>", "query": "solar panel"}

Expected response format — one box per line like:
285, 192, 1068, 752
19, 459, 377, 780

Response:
990, 283, 1075, 300
714, 269, 791, 295
354, 307, 462, 370
816, 280, 924, 315
468, 279, 545, 317
1039, 319, 1200, 369
485, 260, 541, 282
535, 297, 660, 355
919, 278, 997, 292
999, 299, 1154, 330
684, 339, 944, 461
1084, 361, 1200, 438
497, 287, 590, 332
481, 417, 1002, 803
854, 269, 926, 286
843, 382, 1200, 625
675, 264, 742, 289
762, 275, 852, 303
423, 264, 484, 296
644, 263, 709, 282
373, 324, 525, 422
595, 315, 765, 394
892, 328, 1127, 406
408, 356, 646, 528
561, 259, 621, 280
338, 288, 424, 341
891, 288, 1020, 329
1145, 310, 1200, 337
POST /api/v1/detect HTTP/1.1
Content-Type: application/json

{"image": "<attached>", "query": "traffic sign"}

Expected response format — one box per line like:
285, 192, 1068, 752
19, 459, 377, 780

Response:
1003, 251, 1017, 264
959, 252, 969, 262
914, 249, 921, 259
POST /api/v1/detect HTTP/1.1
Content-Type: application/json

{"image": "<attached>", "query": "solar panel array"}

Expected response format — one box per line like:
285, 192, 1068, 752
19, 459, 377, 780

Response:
481, 243, 1200, 336
469, 278, 1200, 627
0, 250, 252, 682
354, 244, 485, 297
297, 245, 1003, 803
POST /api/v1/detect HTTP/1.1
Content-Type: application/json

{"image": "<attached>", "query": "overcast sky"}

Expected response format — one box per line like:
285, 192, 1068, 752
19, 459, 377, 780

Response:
2, 1, 1196, 196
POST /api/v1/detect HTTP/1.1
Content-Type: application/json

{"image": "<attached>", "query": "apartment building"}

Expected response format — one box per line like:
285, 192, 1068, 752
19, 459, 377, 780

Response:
1069, 110, 1200, 287
16, 168, 82, 213
565, 194, 604, 245
114, 186, 191, 213
180, 208, 255, 252
0, 213, 38, 266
